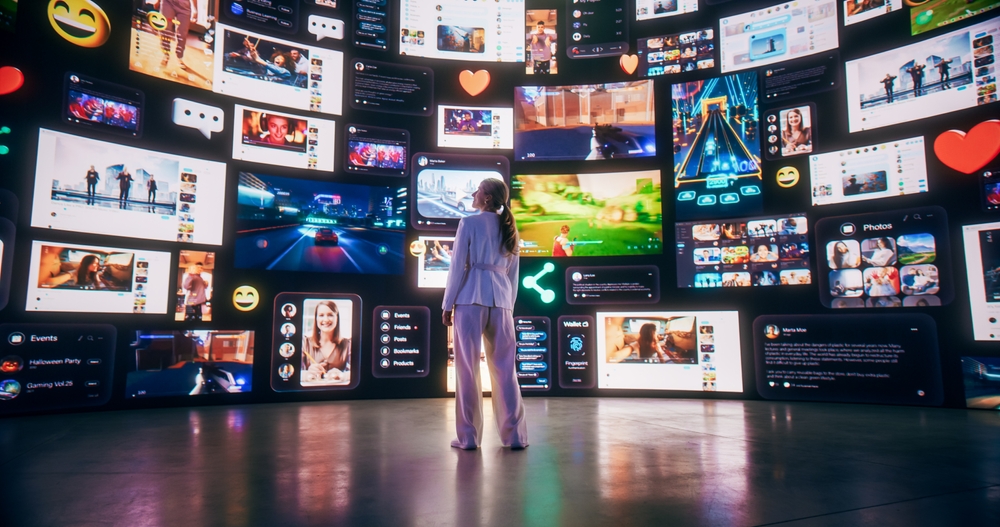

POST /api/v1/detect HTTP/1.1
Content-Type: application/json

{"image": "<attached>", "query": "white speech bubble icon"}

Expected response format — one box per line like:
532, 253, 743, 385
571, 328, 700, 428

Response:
308, 15, 345, 41
172, 98, 225, 139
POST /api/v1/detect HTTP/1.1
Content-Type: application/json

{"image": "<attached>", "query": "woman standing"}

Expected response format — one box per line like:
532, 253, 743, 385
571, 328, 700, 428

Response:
442, 178, 528, 450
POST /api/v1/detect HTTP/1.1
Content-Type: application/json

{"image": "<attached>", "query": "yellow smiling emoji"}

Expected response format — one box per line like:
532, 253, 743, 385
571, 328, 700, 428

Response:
48, 0, 111, 48
147, 11, 168, 31
776, 166, 800, 188
233, 286, 260, 312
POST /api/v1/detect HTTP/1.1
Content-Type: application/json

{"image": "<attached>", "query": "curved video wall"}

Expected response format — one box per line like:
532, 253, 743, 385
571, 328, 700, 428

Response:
0, 0, 998, 415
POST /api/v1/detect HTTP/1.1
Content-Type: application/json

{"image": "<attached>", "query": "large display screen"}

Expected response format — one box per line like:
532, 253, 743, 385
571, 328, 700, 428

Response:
815, 206, 953, 309
962, 221, 1000, 341
514, 81, 656, 161
809, 137, 928, 207
675, 213, 811, 288
845, 17, 999, 132
961, 356, 1000, 410
511, 171, 663, 258
235, 173, 406, 275
719, 0, 839, 74
26, 241, 171, 315
672, 72, 762, 221
411, 153, 509, 231
31, 129, 227, 245
126, 331, 254, 398
233, 105, 336, 172
129, 5, 344, 115
910, 1, 1000, 36
597, 311, 743, 393
754, 314, 943, 405
398, 0, 525, 61
271, 293, 361, 391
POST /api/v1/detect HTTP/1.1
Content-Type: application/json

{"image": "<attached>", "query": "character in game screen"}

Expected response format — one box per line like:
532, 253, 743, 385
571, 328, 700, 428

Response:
881, 73, 897, 103
907, 63, 927, 97
116, 167, 134, 209
85, 165, 100, 205
442, 178, 527, 450
156, 0, 199, 70
301, 301, 351, 384
183, 262, 209, 321
553, 225, 574, 257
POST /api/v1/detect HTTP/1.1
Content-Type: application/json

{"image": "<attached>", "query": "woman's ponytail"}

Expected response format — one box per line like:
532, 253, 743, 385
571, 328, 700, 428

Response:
498, 201, 519, 255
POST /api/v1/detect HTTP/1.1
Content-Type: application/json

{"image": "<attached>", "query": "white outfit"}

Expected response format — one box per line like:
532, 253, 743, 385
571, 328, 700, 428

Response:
443, 212, 527, 448
866, 247, 895, 266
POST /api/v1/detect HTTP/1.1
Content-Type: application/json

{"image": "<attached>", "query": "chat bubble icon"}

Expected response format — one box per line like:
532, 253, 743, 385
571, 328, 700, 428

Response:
171, 98, 224, 139
308, 15, 345, 41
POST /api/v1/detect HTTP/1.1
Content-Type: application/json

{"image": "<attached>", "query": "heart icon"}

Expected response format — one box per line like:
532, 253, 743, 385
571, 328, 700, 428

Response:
934, 120, 1000, 174
0, 66, 24, 96
619, 54, 639, 75
459, 70, 490, 96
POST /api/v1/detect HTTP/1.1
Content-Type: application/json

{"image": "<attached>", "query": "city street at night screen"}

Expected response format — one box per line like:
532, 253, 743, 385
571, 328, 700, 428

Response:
235, 173, 407, 275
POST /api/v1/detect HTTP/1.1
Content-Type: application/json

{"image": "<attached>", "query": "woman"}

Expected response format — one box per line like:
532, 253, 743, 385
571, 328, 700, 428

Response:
253, 50, 294, 84
862, 237, 895, 266
829, 241, 857, 269
636, 323, 668, 362
781, 108, 812, 155
442, 178, 527, 450
301, 301, 351, 384
75, 254, 104, 289
750, 244, 778, 262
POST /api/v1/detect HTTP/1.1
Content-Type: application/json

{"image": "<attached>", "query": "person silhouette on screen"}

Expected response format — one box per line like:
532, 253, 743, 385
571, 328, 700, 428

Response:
85, 165, 99, 205
147, 174, 158, 204
907, 63, 926, 97
936, 58, 952, 89
881, 74, 896, 103
116, 167, 134, 209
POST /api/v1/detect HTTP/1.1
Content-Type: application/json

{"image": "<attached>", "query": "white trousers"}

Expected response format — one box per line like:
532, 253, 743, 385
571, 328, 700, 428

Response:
453, 304, 528, 448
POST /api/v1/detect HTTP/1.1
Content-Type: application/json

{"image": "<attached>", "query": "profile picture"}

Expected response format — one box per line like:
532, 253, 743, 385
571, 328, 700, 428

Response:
281, 303, 297, 318
572, 272, 583, 282
417, 156, 429, 167
764, 324, 780, 339
0, 355, 23, 373
280, 323, 296, 339
355, 62, 365, 71
279, 343, 295, 358
278, 363, 295, 380
573, 10, 581, 18
0, 379, 21, 400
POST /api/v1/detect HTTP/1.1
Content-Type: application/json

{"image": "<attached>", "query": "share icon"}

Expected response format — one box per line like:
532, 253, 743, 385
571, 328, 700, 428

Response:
522, 262, 556, 304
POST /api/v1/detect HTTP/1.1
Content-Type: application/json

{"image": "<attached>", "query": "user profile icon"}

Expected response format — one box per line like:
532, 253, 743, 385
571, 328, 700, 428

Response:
572, 272, 583, 282
277, 363, 295, 380
764, 324, 780, 339
0, 379, 21, 400
70, 75, 80, 84
281, 303, 297, 318
573, 9, 581, 18
1, 356, 23, 373
280, 323, 296, 339
417, 156, 429, 167
348, 126, 357, 134
279, 343, 295, 358
354, 62, 365, 71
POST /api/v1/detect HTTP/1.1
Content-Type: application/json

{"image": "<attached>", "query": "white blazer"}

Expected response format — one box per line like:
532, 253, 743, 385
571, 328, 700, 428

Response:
442, 212, 519, 311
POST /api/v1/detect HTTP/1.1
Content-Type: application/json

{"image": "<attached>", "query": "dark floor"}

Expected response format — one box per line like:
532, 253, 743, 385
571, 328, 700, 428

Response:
1, 398, 998, 527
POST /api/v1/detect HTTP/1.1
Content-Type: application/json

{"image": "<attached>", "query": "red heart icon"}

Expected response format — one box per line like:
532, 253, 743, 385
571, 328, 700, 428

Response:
933, 120, 1000, 174
0, 66, 24, 96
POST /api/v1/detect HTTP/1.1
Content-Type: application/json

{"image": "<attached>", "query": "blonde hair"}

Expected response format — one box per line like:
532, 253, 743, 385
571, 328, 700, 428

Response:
480, 178, 519, 255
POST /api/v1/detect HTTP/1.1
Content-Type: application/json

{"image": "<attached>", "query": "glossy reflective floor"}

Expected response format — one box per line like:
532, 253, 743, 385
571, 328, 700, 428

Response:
2, 398, 999, 527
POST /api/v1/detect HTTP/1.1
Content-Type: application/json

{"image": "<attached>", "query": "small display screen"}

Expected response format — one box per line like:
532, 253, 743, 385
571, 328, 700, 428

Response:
64, 73, 144, 137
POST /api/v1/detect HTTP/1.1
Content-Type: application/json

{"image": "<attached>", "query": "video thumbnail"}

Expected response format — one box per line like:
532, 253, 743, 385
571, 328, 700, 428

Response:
26, 241, 171, 314
596, 311, 743, 392
635, 0, 698, 21
815, 206, 953, 309
64, 73, 143, 138
398, 0, 525, 61
845, 0, 902, 26
233, 105, 336, 172
31, 129, 227, 245
175, 251, 214, 322
411, 153, 509, 231
637, 28, 714, 78
438, 106, 514, 150
345, 124, 409, 177
676, 214, 811, 288
719, 0, 839, 73
846, 17, 999, 131
511, 171, 663, 258
962, 222, 1000, 340
128, 0, 218, 90
809, 137, 927, 206
911, 1, 1000, 36
235, 173, 406, 274
672, 71, 762, 221
526, 10, 558, 75
272, 293, 361, 391
961, 356, 1000, 409
763, 104, 815, 160
514, 81, 656, 161
126, 331, 254, 398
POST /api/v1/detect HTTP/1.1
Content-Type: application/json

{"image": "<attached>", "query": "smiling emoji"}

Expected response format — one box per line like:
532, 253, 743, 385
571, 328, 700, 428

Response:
776, 166, 800, 188
48, 0, 111, 48
233, 285, 260, 312
147, 11, 168, 31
